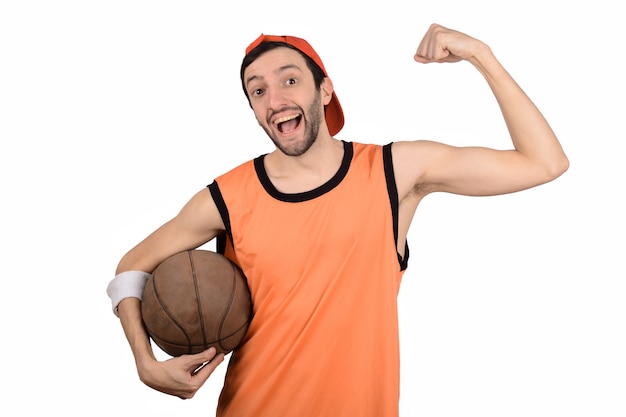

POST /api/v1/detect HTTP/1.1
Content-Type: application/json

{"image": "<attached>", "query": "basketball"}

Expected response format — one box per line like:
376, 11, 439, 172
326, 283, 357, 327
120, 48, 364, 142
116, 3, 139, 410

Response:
141, 250, 252, 357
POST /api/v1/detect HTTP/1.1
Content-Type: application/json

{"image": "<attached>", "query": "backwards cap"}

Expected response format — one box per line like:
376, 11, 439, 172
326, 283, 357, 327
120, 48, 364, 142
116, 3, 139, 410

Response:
245, 34, 344, 136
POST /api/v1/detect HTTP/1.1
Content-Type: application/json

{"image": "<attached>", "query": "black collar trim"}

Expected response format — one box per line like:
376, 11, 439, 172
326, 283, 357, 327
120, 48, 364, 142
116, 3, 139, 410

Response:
254, 141, 353, 203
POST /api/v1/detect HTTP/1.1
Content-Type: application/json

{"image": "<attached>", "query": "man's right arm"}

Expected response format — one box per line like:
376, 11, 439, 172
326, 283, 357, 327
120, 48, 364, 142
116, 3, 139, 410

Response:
110, 187, 227, 399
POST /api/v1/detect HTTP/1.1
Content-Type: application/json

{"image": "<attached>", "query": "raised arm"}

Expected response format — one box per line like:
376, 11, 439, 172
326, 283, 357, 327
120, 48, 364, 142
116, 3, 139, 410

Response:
110, 187, 226, 399
394, 24, 569, 202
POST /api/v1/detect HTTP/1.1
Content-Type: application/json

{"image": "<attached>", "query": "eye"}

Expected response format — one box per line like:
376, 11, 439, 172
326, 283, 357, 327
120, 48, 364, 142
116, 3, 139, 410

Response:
251, 88, 264, 97
286, 78, 297, 86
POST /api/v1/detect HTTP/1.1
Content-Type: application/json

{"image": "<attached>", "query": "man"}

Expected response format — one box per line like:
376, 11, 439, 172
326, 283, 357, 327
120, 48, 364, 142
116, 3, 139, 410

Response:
107, 23, 568, 416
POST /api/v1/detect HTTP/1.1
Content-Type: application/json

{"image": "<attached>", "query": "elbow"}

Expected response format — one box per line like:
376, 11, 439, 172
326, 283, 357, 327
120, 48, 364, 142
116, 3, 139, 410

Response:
545, 152, 570, 182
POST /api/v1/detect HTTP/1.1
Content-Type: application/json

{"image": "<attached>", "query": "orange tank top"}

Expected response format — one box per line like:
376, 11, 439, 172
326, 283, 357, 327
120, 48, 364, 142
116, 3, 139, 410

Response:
208, 141, 408, 416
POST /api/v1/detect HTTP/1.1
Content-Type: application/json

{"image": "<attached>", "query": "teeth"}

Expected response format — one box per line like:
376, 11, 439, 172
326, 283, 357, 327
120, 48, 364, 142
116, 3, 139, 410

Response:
274, 114, 299, 124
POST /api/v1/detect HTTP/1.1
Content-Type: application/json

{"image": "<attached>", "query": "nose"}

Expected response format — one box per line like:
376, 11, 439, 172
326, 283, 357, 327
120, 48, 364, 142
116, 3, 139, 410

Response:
266, 87, 288, 112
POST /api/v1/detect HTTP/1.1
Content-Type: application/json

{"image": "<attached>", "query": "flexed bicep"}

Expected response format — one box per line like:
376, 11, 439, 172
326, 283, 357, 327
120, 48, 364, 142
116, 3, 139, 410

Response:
393, 140, 554, 198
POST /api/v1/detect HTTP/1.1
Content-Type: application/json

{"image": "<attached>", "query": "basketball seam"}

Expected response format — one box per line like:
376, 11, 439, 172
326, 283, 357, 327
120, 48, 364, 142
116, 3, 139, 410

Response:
150, 271, 193, 353
189, 250, 209, 351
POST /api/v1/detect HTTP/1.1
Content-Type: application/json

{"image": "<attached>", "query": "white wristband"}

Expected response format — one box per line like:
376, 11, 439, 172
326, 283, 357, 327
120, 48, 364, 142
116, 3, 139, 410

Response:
106, 270, 151, 317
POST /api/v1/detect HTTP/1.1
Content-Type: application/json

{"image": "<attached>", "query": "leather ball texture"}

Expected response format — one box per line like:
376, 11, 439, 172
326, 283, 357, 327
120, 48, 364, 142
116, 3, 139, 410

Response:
141, 250, 252, 357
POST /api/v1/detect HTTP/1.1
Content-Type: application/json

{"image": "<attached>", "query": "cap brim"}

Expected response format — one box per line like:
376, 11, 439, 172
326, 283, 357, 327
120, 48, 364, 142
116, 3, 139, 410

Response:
326, 92, 344, 136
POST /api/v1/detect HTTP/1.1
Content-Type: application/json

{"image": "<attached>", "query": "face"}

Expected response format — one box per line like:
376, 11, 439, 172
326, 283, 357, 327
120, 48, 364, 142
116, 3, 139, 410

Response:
243, 47, 332, 156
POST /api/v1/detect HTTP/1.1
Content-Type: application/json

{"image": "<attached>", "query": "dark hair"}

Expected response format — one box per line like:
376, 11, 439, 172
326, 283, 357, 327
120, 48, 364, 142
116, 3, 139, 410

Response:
240, 42, 326, 107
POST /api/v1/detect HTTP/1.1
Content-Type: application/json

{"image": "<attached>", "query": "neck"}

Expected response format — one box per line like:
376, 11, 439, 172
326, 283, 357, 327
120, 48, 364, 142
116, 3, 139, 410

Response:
264, 136, 344, 194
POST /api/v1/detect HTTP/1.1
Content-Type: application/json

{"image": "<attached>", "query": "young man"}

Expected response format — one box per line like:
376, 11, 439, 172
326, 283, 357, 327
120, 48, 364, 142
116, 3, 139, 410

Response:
107, 24, 568, 416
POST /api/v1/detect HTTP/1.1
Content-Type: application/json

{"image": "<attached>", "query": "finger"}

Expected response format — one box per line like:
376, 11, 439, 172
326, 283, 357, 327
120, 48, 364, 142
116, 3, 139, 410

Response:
414, 49, 450, 63
184, 347, 218, 372
414, 54, 430, 64
193, 352, 225, 378
414, 35, 432, 62
414, 24, 448, 63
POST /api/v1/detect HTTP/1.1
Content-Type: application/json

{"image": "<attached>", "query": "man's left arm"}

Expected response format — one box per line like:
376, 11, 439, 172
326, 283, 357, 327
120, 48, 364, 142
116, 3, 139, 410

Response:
393, 24, 569, 200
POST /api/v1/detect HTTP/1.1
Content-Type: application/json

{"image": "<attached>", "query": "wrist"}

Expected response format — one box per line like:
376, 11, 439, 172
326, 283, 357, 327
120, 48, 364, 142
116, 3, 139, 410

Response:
468, 43, 507, 82
106, 270, 151, 316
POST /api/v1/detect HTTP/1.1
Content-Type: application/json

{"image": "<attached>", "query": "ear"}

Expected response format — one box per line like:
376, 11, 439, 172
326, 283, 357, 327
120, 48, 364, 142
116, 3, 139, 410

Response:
320, 77, 334, 106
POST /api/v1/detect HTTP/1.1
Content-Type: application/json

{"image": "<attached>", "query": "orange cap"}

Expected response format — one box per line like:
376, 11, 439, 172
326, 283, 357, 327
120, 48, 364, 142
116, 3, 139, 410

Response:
245, 34, 345, 136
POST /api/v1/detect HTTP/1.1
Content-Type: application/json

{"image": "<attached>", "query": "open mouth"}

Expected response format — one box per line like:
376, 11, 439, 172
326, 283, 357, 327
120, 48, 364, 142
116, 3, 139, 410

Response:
274, 114, 302, 134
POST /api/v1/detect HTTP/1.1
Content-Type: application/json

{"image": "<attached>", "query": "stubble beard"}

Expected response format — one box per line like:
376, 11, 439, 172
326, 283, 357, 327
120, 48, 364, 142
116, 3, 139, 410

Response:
264, 90, 323, 157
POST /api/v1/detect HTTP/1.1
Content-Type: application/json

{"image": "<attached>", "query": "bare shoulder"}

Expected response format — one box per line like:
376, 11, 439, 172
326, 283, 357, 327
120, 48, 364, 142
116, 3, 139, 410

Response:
116, 188, 225, 274
390, 140, 454, 200
177, 187, 225, 234
152, 188, 225, 259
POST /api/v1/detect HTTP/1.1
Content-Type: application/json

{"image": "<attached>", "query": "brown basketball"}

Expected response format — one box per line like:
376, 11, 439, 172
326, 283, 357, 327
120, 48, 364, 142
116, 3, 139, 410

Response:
141, 250, 252, 357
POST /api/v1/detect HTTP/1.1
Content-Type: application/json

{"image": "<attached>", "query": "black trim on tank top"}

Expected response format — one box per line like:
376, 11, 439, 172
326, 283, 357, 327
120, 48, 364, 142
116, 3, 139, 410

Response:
253, 141, 354, 203
383, 143, 409, 271
207, 181, 233, 253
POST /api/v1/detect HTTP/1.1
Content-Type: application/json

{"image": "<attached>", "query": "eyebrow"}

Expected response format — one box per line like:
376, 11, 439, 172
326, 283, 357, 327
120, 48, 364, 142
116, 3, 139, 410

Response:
245, 64, 303, 88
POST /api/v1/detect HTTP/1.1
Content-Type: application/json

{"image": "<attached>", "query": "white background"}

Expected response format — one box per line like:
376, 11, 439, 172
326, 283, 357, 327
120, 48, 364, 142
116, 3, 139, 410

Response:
1, 1, 624, 416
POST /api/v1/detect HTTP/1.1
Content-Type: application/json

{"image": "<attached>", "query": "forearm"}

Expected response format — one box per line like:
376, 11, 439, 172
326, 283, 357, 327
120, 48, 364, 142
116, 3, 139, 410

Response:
470, 44, 569, 176
108, 266, 157, 374
118, 297, 157, 373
